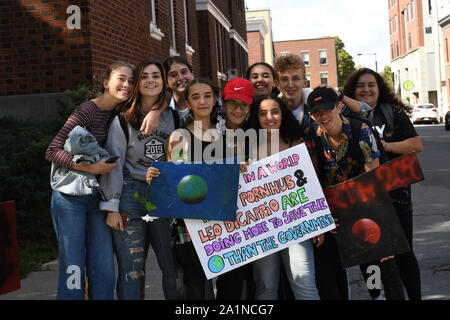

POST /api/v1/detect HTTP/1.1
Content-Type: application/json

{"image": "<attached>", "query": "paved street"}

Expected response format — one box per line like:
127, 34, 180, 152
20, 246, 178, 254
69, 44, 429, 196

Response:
1, 124, 449, 300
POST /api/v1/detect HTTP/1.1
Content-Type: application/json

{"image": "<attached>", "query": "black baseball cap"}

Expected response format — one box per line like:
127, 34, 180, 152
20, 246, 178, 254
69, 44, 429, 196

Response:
306, 87, 339, 114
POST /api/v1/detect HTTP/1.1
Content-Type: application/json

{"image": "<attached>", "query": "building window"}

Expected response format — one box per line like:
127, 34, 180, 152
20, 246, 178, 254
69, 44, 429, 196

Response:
446, 36, 449, 63
396, 41, 399, 57
411, 0, 415, 18
306, 74, 311, 88
394, 15, 397, 31
425, 26, 432, 34
215, 21, 225, 77
407, 3, 411, 21
320, 73, 328, 85
319, 50, 327, 65
302, 51, 310, 66
149, 0, 164, 40
408, 33, 412, 49
280, 52, 289, 56
184, 0, 195, 55
168, 0, 176, 52
391, 44, 394, 59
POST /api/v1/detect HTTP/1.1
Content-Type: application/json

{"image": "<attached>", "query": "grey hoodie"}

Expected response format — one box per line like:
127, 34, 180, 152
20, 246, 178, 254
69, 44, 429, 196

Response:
99, 108, 176, 212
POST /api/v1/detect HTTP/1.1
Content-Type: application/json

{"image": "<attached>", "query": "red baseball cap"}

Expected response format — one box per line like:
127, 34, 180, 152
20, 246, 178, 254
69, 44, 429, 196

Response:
223, 77, 254, 105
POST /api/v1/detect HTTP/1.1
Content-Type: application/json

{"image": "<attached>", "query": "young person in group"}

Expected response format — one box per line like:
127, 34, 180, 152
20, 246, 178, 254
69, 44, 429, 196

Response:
246, 62, 279, 99
274, 54, 373, 132
305, 86, 403, 300
247, 55, 372, 300
148, 78, 223, 300
344, 68, 423, 300
45, 61, 134, 300
215, 77, 255, 300
245, 94, 322, 300
139, 56, 195, 134
99, 59, 178, 300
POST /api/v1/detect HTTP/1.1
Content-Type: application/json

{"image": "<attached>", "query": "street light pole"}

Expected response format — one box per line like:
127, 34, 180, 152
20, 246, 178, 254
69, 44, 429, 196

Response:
357, 53, 378, 72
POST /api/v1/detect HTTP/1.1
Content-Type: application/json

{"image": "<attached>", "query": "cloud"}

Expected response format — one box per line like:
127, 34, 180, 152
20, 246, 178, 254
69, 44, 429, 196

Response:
246, 0, 390, 70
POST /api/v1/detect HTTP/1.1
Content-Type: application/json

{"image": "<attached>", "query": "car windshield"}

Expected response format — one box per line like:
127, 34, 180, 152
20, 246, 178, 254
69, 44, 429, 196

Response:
416, 105, 433, 109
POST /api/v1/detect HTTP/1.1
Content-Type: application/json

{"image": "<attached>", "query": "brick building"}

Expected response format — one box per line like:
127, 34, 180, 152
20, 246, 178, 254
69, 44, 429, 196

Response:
274, 37, 338, 88
246, 9, 275, 66
440, 13, 450, 110
388, 0, 439, 108
0, 0, 248, 121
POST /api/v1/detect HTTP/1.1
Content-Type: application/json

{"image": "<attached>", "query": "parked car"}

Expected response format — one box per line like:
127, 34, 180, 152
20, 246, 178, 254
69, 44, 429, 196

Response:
445, 110, 450, 130
411, 104, 439, 124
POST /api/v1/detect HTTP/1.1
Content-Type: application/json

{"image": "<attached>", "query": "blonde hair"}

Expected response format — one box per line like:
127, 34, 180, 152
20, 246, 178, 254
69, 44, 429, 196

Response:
274, 54, 306, 78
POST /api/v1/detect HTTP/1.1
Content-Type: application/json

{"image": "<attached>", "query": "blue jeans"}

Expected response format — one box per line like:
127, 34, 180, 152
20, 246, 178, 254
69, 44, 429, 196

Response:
50, 190, 115, 300
112, 176, 177, 300
252, 240, 319, 300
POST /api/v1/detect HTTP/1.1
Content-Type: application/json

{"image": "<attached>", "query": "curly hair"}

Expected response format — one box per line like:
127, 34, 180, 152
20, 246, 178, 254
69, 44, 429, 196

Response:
343, 68, 412, 114
248, 94, 304, 144
274, 54, 306, 77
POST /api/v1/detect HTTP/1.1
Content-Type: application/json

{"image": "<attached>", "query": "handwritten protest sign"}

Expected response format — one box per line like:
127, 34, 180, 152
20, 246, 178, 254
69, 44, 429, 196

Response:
185, 144, 335, 279
324, 152, 424, 267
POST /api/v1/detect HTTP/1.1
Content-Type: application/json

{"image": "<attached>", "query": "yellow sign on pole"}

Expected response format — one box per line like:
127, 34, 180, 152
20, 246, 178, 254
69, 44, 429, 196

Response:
403, 80, 414, 91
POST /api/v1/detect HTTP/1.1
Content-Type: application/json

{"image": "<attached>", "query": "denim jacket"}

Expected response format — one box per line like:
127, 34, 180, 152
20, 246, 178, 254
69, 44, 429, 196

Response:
50, 126, 110, 195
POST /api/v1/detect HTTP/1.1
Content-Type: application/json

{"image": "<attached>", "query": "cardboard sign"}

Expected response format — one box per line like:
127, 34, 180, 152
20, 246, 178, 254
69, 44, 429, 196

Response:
185, 144, 335, 279
148, 162, 240, 221
0, 200, 21, 295
324, 152, 424, 267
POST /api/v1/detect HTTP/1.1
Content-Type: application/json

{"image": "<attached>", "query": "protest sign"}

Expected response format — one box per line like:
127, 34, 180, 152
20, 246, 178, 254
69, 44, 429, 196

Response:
185, 143, 335, 279
324, 152, 424, 267
148, 162, 240, 221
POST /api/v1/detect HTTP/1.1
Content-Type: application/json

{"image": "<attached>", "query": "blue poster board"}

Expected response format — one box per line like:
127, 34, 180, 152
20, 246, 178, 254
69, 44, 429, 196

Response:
147, 162, 240, 221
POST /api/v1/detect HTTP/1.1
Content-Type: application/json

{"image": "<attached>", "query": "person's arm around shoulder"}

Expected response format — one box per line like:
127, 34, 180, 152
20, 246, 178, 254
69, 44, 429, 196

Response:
140, 100, 169, 135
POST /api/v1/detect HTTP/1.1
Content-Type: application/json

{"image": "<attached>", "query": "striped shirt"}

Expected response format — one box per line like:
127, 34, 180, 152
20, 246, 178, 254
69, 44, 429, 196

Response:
45, 100, 115, 168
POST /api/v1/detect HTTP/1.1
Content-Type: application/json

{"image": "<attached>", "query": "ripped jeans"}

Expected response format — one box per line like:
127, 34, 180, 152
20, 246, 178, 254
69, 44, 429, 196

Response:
112, 176, 177, 300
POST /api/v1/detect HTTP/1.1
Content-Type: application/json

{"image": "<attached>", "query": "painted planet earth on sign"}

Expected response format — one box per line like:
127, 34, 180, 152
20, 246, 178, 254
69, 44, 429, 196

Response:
177, 174, 208, 205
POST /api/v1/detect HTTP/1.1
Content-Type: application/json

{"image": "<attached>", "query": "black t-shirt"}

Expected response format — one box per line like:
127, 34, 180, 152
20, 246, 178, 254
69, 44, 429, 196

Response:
372, 105, 419, 212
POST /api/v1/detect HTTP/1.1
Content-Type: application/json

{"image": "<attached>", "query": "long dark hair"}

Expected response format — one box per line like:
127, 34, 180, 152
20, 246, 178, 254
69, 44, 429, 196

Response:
343, 68, 412, 114
122, 59, 167, 130
87, 61, 135, 100
248, 94, 304, 144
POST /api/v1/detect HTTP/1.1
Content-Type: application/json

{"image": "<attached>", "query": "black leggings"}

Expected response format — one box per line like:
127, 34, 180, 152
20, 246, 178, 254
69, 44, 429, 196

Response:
314, 233, 349, 300
394, 209, 422, 300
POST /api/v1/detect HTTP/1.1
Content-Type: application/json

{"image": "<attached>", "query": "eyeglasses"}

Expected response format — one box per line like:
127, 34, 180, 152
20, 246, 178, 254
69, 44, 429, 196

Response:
226, 100, 250, 111
279, 76, 305, 86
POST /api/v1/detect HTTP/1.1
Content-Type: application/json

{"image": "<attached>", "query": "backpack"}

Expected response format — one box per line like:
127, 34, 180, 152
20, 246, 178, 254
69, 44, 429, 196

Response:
118, 108, 180, 144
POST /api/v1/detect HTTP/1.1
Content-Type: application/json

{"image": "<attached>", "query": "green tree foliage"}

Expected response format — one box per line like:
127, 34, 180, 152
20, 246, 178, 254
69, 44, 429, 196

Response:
335, 36, 355, 87
382, 65, 394, 89
0, 86, 90, 249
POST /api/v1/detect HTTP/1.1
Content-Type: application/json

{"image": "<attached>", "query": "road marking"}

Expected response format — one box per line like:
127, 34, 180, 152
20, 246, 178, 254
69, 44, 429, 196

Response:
422, 169, 450, 172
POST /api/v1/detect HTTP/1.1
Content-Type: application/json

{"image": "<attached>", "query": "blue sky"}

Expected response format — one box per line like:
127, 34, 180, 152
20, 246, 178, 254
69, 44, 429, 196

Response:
245, 0, 390, 71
